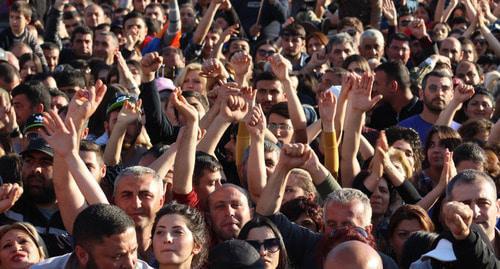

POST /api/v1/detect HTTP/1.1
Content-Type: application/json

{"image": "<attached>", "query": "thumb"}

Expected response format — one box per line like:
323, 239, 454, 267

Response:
371, 95, 383, 106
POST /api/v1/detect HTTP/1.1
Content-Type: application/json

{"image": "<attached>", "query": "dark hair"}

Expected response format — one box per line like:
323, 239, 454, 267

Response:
385, 126, 423, 171
400, 231, 439, 269
48, 87, 69, 101
458, 119, 492, 142
446, 169, 497, 198
390, 33, 410, 45
80, 140, 104, 165
193, 152, 222, 186
54, 69, 86, 89
306, 32, 329, 47
452, 142, 486, 166
142, 143, 170, 159
374, 61, 411, 91
422, 126, 462, 168
464, 86, 494, 110
0, 153, 22, 184
73, 204, 135, 249
41, 42, 60, 51
238, 216, 289, 269
123, 11, 146, 27
269, 102, 290, 119
280, 197, 323, 231
19, 53, 43, 75
388, 205, 435, 241
152, 201, 209, 269
0, 62, 20, 85
71, 26, 93, 43
252, 39, 279, 59
10, 1, 32, 19
280, 23, 305, 38
421, 70, 452, 92
182, 90, 209, 113
11, 82, 51, 112
253, 71, 279, 88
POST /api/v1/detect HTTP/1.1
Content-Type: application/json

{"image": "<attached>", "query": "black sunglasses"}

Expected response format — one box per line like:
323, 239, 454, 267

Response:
246, 238, 280, 253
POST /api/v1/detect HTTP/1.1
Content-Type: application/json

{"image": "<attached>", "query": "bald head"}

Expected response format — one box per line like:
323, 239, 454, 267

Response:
324, 241, 382, 269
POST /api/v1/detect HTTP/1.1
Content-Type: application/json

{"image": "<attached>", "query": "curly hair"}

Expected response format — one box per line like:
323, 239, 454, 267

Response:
152, 201, 210, 269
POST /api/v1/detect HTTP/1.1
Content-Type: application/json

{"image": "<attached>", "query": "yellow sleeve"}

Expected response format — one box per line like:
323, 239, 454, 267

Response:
323, 131, 339, 176
235, 121, 250, 169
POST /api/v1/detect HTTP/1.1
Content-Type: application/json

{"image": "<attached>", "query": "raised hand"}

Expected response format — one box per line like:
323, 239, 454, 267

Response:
409, 18, 428, 39
269, 54, 292, 81
221, 94, 248, 122
340, 72, 360, 102
115, 50, 139, 94
141, 52, 163, 80
245, 104, 266, 138
0, 96, 17, 133
230, 51, 253, 77
438, 149, 456, 188
170, 88, 199, 126
66, 80, 107, 127
0, 183, 23, 213
116, 99, 142, 126
41, 110, 79, 157
452, 80, 475, 104
220, 24, 240, 45
347, 73, 382, 112
240, 86, 256, 108
443, 201, 473, 240
201, 58, 227, 79
382, 0, 397, 25
278, 143, 310, 170
319, 90, 337, 127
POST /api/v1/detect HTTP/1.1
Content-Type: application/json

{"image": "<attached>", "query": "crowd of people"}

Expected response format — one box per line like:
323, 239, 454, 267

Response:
0, 0, 498, 268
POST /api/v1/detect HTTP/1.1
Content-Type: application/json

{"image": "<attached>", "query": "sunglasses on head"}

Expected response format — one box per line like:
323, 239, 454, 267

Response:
246, 238, 280, 253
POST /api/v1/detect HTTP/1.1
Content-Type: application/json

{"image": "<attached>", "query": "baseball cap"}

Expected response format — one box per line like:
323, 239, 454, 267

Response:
23, 113, 45, 134
155, 77, 176, 101
208, 239, 266, 269
21, 138, 54, 157
106, 94, 137, 115
421, 239, 456, 262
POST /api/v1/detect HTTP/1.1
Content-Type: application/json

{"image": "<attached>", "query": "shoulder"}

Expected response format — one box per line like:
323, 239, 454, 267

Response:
137, 259, 155, 269
31, 253, 72, 269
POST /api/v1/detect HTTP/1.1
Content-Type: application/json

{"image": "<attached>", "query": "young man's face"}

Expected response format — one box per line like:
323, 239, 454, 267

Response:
255, 80, 286, 114
124, 17, 147, 44
281, 35, 304, 59
9, 11, 30, 36
145, 6, 166, 25
43, 48, 60, 71
195, 169, 222, 208
72, 33, 93, 58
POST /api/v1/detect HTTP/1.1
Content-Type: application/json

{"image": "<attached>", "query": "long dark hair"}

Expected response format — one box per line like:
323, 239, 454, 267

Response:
238, 216, 289, 269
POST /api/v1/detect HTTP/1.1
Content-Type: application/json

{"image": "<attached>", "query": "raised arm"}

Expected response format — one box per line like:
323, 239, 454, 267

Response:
319, 90, 338, 175
478, 10, 500, 57
436, 82, 475, 126
256, 143, 310, 216
246, 105, 268, 202
230, 51, 253, 87
171, 89, 200, 195
340, 73, 382, 187
163, 0, 181, 46
103, 99, 143, 166
0, 183, 23, 214
116, 50, 140, 96
191, 0, 222, 45
334, 73, 356, 144
269, 54, 308, 143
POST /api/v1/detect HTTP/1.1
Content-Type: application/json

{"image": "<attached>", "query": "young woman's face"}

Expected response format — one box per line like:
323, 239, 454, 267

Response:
282, 173, 308, 205
306, 36, 325, 56
182, 70, 206, 94
390, 219, 424, 260
246, 226, 280, 269
465, 94, 494, 121
432, 23, 448, 42
369, 178, 390, 217
20, 60, 37, 80
0, 229, 41, 269
426, 133, 446, 168
255, 44, 277, 63
153, 214, 201, 267
391, 139, 416, 170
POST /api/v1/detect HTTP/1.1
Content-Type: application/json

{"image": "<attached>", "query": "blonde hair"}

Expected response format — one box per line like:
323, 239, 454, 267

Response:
0, 222, 48, 261
174, 63, 204, 89
289, 168, 316, 196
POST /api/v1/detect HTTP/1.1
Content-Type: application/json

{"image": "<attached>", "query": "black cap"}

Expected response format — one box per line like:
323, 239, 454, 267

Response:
20, 138, 53, 157
23, 113, 44, 134
208, 240, 265, 269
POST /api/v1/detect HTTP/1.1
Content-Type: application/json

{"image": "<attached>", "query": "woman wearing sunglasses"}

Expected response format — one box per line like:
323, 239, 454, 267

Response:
238, 216, 289, 269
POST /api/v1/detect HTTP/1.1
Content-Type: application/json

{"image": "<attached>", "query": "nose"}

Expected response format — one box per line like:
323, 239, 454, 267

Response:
471, 203, 481, 219
259, 245, 267, 256
164, 232, 174, 244
121, 254, 136, 269
132, 196, 142, 209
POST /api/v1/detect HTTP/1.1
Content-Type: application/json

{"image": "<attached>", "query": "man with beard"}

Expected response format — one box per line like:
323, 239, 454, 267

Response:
6, 138, 72, 256
399, 70, 460, 144
32, 204, 153, 269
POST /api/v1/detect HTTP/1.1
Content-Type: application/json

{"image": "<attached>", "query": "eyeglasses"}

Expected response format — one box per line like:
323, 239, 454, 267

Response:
246, 238, 280, 253
268, 123, 293, 131
474, 39, 487, 45
400, 19, 414, 27
257, 49, 276, 57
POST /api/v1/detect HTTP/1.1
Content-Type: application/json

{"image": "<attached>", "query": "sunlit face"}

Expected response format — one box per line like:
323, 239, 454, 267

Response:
432, 23, 449, 42
246, 227, 280, 269
208, 186, 252, 241
281, 35, 305, 58
43, 48, 59, 72
194, 170, 222, 209
146, 6, 166, 25
9, 12, 29, 36
79, 150, 105, 182
264, 150, 279, 177
229, 40, 250, 55
388, 39, 410, 64
72, 33, 93, 58
181, 70, 206, 94
450, 180, 500, 242
180, 6, 195, 31
124, 18, 147, 44
391, 140, 416, 170
268, 113, 293, 145
51, 95, 68, 114
324, 200, 367, 235
153, 214, 201, 268
256, 80, 285, 114
461, 44, 476, 62
421, 75, 454, 114
347, 61, 366, 76
464, 94, 494, 121
390, 219, 424, 260
255, 44, 276, 63
307, 37, 325, 55
359, 37, 384, 61
0, 229, 41, 269
328, 42, 356, 67
113, 174, 164, 229
133, 0, 150, 13
370, 178, 390, 217
20, 60, 37, 81
455, 61, 481, 86
439, 39, 462, 65
282, 173, 307, 205
84, 5, 105, 28
426, 133, 446, 168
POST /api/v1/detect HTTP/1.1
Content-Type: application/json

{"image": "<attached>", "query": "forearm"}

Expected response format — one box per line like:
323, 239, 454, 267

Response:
307, 121, 322, 143
149, 144, 177, 180
235, 121, 250, 169
283, 79, 308, 143
103, 124, 127, 166
359, 135, 374, 161
322, 130, 339, 175
416, 183, 445, 210
370, 0, 382, 29
340, 110, 364, 187
434, 0, 446, 22
197, 115, 231, 155
65, 153, 109, 204
192, 2, 220, 44
199, 104, 220, 130
480, 25, 500, 57
166, 0, 181, 35
334, 97, 348, 144
53, 155, 86, 234
247, 135, 267, 202
256, 164, 290, 216
436, 100, 461, 126
172, 124, 198, 194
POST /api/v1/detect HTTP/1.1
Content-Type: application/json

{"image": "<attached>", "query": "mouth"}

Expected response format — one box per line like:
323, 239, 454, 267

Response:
11, 252, 27, 262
